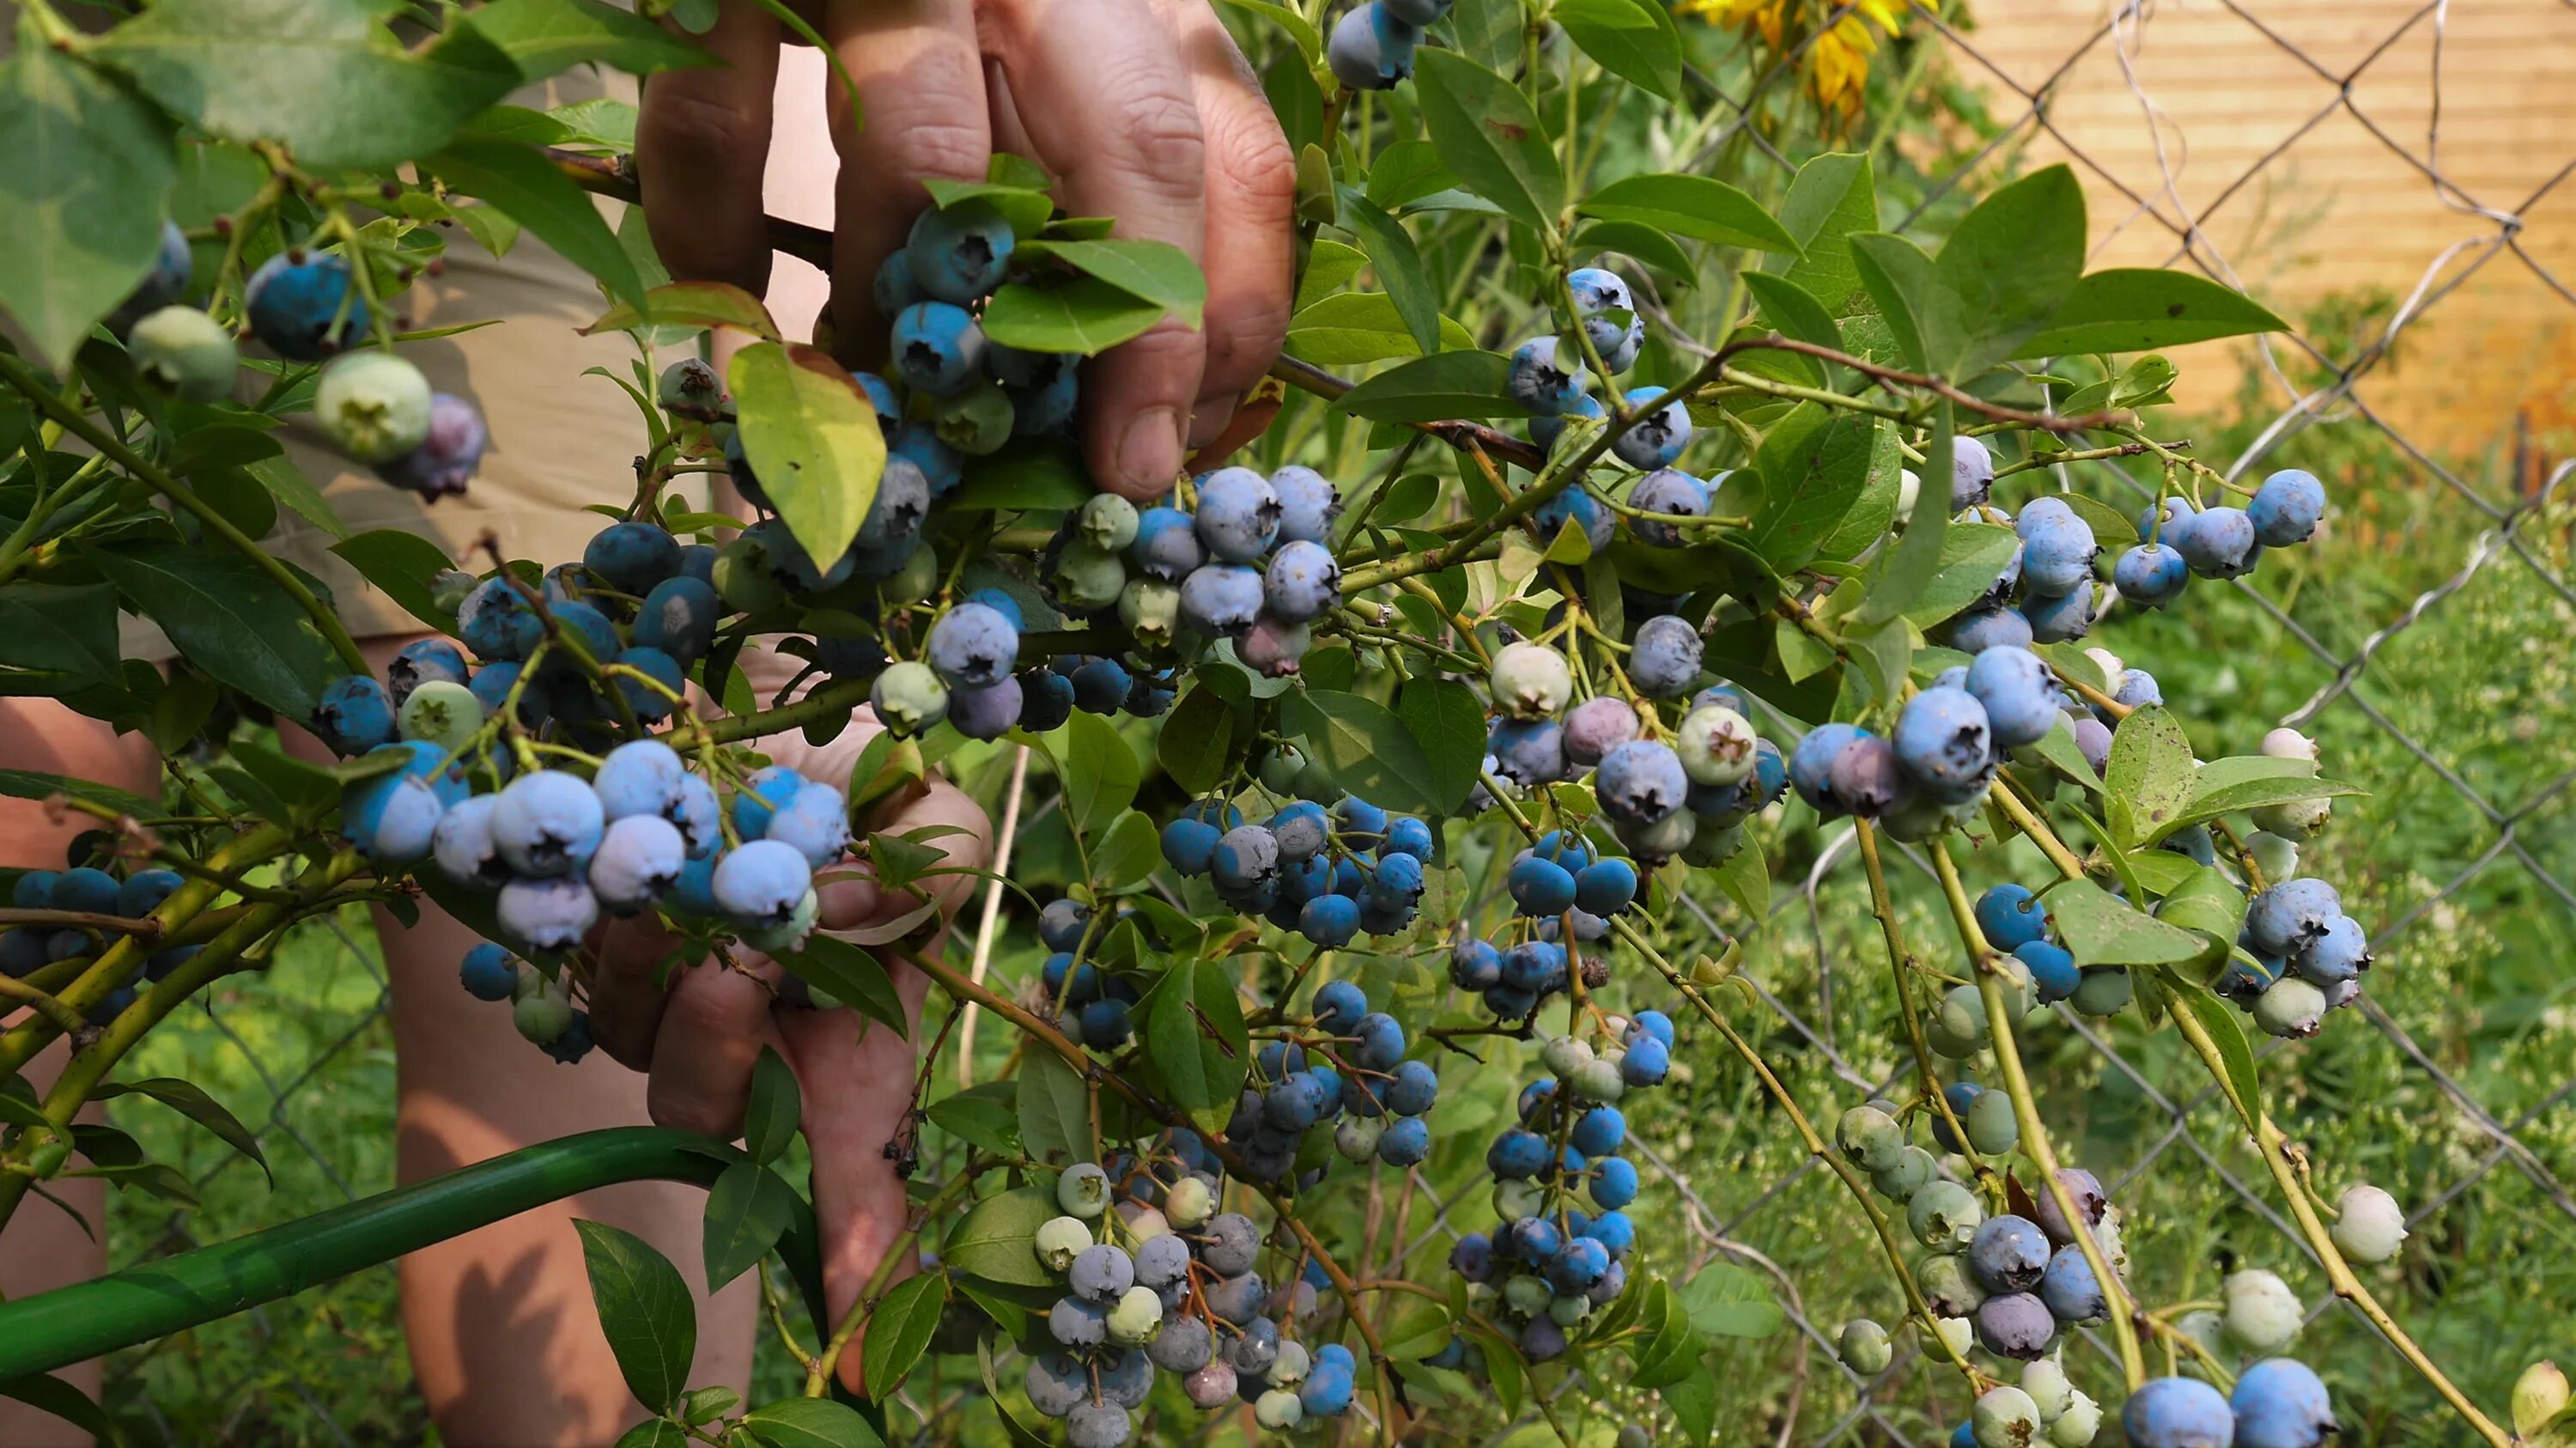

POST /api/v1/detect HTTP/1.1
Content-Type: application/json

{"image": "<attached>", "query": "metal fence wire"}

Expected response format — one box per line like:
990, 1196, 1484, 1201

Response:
90, 1, 2576, 1443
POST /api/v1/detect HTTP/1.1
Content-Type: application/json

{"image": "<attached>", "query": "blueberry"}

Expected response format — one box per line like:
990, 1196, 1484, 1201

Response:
112, 221, 192, 330
1569, 271, 1644, 373
904, 198, 1014, 304
313, 675, 398, 757
1326, 0, 1419, 88
1069, 658, 1131, 714
1948, 434, 1996, 512
2038, 1242, 2105, 1323
1128, 505, 1205, 581
925, 601, 1019, 689
763, 782, 850, 868
1506, 855, 1579, 917
2249, 469, 2326, 547
2232, 1358, 2335, 1448
491, 770, 605, 878
1625, 468, 1708, 546
890, 301, 986, 395
1827, 735, 1912, 819
584, 521, 683, 594
2114, 543, 2190, 609
1270, 465, 1342, 544
459, 941, 518, 1001
2123, 1378, 2235, 1448
1618, 1033, 1669, 1086
1262, 539, 1340, 623
2014, 939, 2080, 1004
1078, 998, 1133, 1049
128, 305, 238, 403
2246, 877, 2342, 957
1972, 1291, 2054, 1360
1376, 1115, 1431, 1165
496, 875, 599, 952
1596, 740, 1689, 827
1612, 386, 1692, 470
1965, 646, 2059, 748
1508, 336, 1589, 415
113, 868, 182, 920
1967, 1214, 2050, 1293
712, 838, 813, 926
1487, 716, 1567, 787
1627, 614, 1704, 699
871, 660, 951, 734
386, 641, 469, 709
2020, 580, 2094, 642
2018, 509, 2098, 597
1946, 605, 2035, 654
2172, 505, 2262, 579
244, 252, 368, 360
1574, 858, 1638, 916
589, 814, 687, 913
431, 794, 508, 889
459, 578, 543, 662
1893, 685, 1995, 801
2293, 914, 2371, 985
1160, 817, 1220, 876
1789, 722, 1865, 809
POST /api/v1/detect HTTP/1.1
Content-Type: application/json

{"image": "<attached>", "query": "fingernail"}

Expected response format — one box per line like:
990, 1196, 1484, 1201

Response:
1118, 407, 1182, 495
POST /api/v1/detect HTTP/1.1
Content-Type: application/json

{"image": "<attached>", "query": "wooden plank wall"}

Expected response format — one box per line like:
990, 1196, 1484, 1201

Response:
1935, 0, 2576, 458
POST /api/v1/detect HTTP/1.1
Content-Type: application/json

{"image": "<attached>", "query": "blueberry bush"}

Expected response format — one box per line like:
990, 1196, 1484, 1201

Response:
0, 0, 2567, 1444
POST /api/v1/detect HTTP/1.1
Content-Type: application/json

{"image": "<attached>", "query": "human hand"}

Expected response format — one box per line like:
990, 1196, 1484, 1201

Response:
585, 660, 991, 1392
636, 0, 1298, 501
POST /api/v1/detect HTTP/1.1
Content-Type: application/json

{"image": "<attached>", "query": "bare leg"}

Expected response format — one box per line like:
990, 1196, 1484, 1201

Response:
287, 636, 754, 1447
0, 697, 158, 1446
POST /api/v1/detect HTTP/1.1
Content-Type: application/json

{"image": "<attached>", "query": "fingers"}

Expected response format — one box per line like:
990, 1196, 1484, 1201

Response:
988, 0, 1209, 499
1159, 0, 1297, 449
636, 1, 785, 296
819, 0, 993, 363
646, 955, 791, 1141
584, 915, 682, 1071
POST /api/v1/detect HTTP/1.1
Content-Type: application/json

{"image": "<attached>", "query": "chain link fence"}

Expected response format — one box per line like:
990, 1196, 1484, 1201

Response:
80, 1, 2576, 1442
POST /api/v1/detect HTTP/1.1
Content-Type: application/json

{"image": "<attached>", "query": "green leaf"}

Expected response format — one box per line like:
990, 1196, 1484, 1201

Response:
1156, 687, 1236, 798
860, 1273, 946, 1399
93, 1078, 270, 1184
1745, 404, 1877, 570
1848, 233, 1948, 374
2171, 973, 2263, 1123
781, 935, 908, 1037
1382, 1299, 1455, 1360
615, 1421, 690, 1448
93, 0, 519, 169
246, 453, 349, 539
1055, 709, 1141, 846
1740, 271, 1843, 358
1337, 190, 1443, 356
1705, 832, 1767, 919
2042, 878, 2213, 966
574, 1220, 698, 1414
0, 46, 176, 367
1677, 1261, 1784, 1338
0, 582, 118, 684
926, 1082, 1020, 1158
1632, 1278, 1704, 1386
1847, 401, 1952, 625
226, 738, 340, 821
467, 0, 720, 77
701, 1159, 795, 1291
1283, 291, 1473, 364
0, 767, 161, 818
1142, 957, 1249, 1118
2015, 268, 2287, 358
1091, 808, 1161, 890
583, 280, 780, 339
1018, 239, 1204, 326
2105, 705, 2197, 849
1397, 676, 1486, 814
327, 529, 459, 634
1665, 1367, 1718, 1445
2181, 757, 2364, 830
87, 543, 341, 719
1939, 164, 2086, 375
1335, 350, 1518, 422
1016, 1047, 1091, 1167
730, 341, 885, 569
1412, 51, 1562, 235
428, 138, 643, 305
1899, 523, 2021, 628
1294, 238, 1369, 311
1774, 153, 1876, 306
743, 1046, 800, 1164
738, 1396, 889, 1448
1553, 0, 1682, 99
1813, 412, 1902, 560
942, 438, 1088, 512
923, 179, 1054, 237
1578, 173, 1799, 253
0, 1375, 117, 1443
2026, 713, 2105, 793
944, 1185, 1057, 1287
1573, 219, 1697, 279
980, 278, 1165, 355
2154, 864, 2246, 944
1283, 690, 1440, 816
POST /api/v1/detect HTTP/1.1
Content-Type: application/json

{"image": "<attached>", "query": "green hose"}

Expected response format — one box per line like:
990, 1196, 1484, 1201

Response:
0, 1128, 829, 1384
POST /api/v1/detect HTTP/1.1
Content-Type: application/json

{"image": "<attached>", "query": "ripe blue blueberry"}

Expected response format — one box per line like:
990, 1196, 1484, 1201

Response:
927, 602, 1020, 689
1591, 1155, 1640, 1209
1508, 336, 1588, 415
2232, 1358, 2335, 1448
2246, 877, 2341, 957
1612, 386, 1692, 470
1972, 1292, 2054, 1360
433, 794, 508, 888
492, 770, 605, 877
584, 521, 682, 594
1179, 563, 1265, 636
1893, 685, 1996, 802
1569, 1104, 1625, 1157
1270, 465, 1342, 544
1326, 1, 1419, 88
2249, 469, 2326, 547
496, 875, 598, 952
2123, 1377, 2235, 1448
114, 869, 181, 919
459, 941, 517, 1001
459, 577, 543, 662
590, 814, 687, 913
1975, 882, 2050, 949
244, 252, 368, 360
1532, 484, 1614, 551
1128, 506, 1205, 581
904, 198, 1014, 304
2172, 505, 2262, 579
2039, 1244, 2105, 1323
49, 867, 118, 916
712, 839, 813, 926
1487, 717, 1567, 788
1627, 614, 1704, 699
1574, 858, 1638, 916
1596, 739, 1689, 827
890, 301, 986, 395
1195, 467, 1284, 562
1967, 1214, 2050, 1293
1376, 1116, 1430, 1165
2015, 940, 2081, 1004
1788, 722, 1864, 810
1449, 937, 1503, 990
630, 577, 720, 664
1297, 894, 1361, 946
1948, 434, 1996, 512
1966, 646, 2059, 748
2115, 543, 2190, 609
2018, 510, 2098, 597
1507, 855, 1579, 917
1946, 605, 2034, 654
1619, 1034, 1669, 1086
1568, 267, 1644, 372
1827, 734, 1912, 819
314, 675, 398, 757
1161, 818, 1220, 875
764, 782, 851, 868
1529, 390, 1607, 456
1352, 1011, 1406, 1069
1625, 468, 1708, 547
1262, 540, 1340, 624
2293, 914, 2370, 984
2020, 580, 2094, 642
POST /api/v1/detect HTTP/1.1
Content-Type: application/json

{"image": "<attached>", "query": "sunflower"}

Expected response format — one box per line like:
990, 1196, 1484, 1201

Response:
1675, 0, 1906, 121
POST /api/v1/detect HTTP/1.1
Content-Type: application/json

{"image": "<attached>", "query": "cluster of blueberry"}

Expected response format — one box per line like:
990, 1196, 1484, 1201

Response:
1966, 883, 2135, 1023
1484, 647, 1789, 871
0, 864, 193, 1023
1325, 0, 1454, 89
1159, 795, 1430, 950
2114, 1360, 2336, 1448
118, 222, 489, 497
1224, 980, 1436, 1181
1024, 1154, 1357, 1445
869, 199, 1080, 459
2225, 874, 2373, 1039
1784, 642, 2073, 842
1449, 1011, 1671, 1360
1946, 458, 2329, 651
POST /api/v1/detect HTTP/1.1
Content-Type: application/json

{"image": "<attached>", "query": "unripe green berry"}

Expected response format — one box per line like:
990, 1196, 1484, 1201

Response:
1540, 1033, 1593, 1078
2173, 1308, 2225, 1358
1674, 705, 1757, 786
1116, 1201, 1170, 1240
1053, 543, 1127, 612
1617, 1427, 1651, 1448
513, 988, 572, 1045
1078, 495, 1140, 552
1838, 1318, 1892, 1374
2246, 830, 2300, 882
1936, 984, 1990, 1049
315, 350, 434, 463
714, 536, 787, 613
1253, 1388, 1303, 1430
1105, 1285, 1163, 1346
1489, 642, 1572, 720
2018, 1358, 2073, 1421
398, 679, 483, 752
2049, 1390, 2100, 1445
1036, 1215, 1093, 1272
1258, 745, 1307, 793
1266, 1340, 1309, 1389
1971, 1385, 2041, 1448
1837, 1104, 1905, 1172
1965, 1086, 2020, 1155
1907, 1179, 1984, 1252
871, 660, 950, 736
1930, 1316, 1972, 1359
1570, 1057, 1626, 1103
1056, 1162, 1111, 1219
1118, 578, 1182, 647
129, 306, 239, 403
2513, 1361, 2571, 1438
2252, 796, 2332, 837
928, 380, 1014, 455
1492, 1178, 1545, 1221
1873, 1146, 1936, 1201
882, 545, 939, 605
2069, 967, 2132, 1017
2221, 1267, 2303, 1353
1163, 1176, 1214, 1230
1335, 1117, 1382, 1162
1914, 1252, 1985, 1317
2252, 976, 2328, 1038
744, 889, 819, 954
2330, 1183, 2407, 1263
1502, 1275, 1552, 1317
1546, 1293, 1591, 1326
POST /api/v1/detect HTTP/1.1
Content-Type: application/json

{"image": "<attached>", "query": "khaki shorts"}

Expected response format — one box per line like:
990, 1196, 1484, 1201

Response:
121, 74, 676, 660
